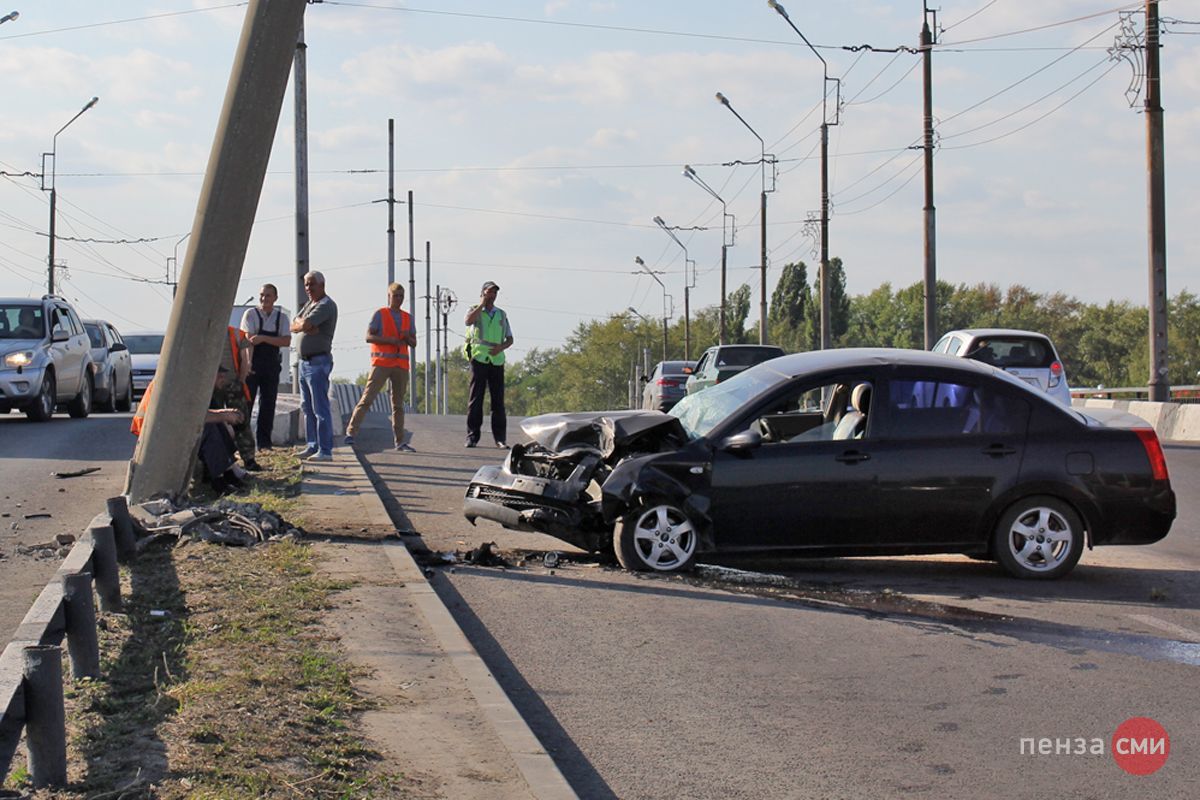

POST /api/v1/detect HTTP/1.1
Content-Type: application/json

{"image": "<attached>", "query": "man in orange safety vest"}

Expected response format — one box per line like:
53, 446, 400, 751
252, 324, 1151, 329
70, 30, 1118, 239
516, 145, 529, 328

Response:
345, 282, 418, 451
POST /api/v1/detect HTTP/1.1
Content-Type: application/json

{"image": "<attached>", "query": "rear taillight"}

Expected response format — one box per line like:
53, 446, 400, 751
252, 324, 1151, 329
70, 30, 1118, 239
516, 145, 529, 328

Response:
657, 378, 679, 387
1048, 361, 1063, 387
1134, 428, 1170, 481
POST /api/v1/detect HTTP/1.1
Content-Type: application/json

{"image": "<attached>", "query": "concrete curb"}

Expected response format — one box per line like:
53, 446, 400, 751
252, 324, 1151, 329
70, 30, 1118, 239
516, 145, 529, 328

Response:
1072, 398, 1200, 442
315, 449, 578, 800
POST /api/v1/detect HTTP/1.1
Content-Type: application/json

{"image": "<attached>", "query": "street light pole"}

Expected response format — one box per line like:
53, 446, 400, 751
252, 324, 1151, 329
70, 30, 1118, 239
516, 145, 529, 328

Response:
769, 0, 841, 350
167, 231, 191, 297
715, 92, 774, 345
635, 256, 670, 362
42, 96, 99, 295
653, 215, 695, 360
683, 165, 735, 344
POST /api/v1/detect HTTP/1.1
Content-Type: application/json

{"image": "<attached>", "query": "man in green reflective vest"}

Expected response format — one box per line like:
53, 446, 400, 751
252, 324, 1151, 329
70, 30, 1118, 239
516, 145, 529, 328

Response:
464, 280, 514, 448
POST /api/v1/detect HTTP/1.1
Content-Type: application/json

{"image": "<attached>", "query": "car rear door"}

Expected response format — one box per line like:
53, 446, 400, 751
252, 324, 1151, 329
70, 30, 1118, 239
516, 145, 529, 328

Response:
708, 372, 880, 550
868, 371, 1030, 549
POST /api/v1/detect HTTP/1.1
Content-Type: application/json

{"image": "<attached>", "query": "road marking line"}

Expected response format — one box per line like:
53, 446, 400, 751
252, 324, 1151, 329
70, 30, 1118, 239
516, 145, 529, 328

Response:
1126, 613, 1200, 642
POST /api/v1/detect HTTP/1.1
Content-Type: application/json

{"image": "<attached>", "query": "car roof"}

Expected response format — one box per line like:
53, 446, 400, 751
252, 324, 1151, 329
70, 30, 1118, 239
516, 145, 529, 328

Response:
944, 328, 1052, 341
123, 329, 166, 336
758, 347, 1000, 380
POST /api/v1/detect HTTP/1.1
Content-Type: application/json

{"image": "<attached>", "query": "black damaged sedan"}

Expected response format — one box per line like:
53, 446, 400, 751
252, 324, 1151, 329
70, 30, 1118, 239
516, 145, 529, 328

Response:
463, 349, 1175, 579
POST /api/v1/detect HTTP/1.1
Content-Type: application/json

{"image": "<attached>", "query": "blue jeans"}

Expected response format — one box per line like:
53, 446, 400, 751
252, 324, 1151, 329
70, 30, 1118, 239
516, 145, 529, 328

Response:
299, 353, 334, 455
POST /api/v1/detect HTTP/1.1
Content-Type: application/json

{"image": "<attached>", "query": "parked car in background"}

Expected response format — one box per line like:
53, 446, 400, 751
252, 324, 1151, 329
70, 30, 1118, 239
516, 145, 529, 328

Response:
641, 360, 692, 411
125, 330, 165, 398
0, 294, 95, 421
934, 328, 1071, 406
83, 319, 133, 413
464, 349, 1175, 579
685, 344, 785, 395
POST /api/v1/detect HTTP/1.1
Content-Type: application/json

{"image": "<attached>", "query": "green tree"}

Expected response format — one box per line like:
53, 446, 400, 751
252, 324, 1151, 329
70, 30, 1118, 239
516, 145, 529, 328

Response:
768, 261, 810, 351
802, 257, 849, 348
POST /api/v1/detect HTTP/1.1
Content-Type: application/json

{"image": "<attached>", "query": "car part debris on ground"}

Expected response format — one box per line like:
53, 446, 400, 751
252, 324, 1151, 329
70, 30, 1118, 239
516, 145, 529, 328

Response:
52, 466, 102, 479
129, 497, 306, 551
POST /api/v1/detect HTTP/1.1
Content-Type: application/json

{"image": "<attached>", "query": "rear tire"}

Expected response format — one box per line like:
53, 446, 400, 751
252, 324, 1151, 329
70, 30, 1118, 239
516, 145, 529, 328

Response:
25, 373, 55, 422
614, 502, 698, 573
992, 495, 1084, 580
67, 373, 93, 419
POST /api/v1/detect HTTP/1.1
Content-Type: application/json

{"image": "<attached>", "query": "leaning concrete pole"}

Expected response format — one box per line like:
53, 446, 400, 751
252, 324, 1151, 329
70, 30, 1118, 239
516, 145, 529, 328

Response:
126, 0, 308, 502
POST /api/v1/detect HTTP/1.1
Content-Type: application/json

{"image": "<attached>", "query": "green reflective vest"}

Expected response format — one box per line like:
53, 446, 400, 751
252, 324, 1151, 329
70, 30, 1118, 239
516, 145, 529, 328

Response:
470, 308, 507, 365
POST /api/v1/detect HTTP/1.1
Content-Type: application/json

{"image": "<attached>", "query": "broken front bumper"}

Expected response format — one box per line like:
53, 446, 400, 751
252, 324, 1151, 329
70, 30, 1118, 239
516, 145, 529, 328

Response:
463, 464, 609, 552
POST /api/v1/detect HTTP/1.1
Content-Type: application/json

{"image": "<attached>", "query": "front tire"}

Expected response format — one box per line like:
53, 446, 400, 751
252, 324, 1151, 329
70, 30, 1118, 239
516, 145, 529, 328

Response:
614, 502, 698, 572
992, 496, 1084, 580
67, 373, 93, 419
115, 374, 133, 413
98, 369, 118, 413
25, 373, 56, 422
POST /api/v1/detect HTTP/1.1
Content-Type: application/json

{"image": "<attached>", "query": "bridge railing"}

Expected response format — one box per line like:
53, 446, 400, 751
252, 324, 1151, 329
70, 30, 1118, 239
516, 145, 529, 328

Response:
1070, 385, 1200, 405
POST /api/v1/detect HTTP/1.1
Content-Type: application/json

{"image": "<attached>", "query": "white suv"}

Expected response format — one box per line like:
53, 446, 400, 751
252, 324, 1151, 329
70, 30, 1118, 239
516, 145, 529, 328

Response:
933, 328, 1071, 406
0, 295, 96, 421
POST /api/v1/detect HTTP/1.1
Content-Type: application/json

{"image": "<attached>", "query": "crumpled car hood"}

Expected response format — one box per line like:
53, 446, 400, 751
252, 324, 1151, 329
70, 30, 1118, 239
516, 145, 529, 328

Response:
520, 410, 688, 458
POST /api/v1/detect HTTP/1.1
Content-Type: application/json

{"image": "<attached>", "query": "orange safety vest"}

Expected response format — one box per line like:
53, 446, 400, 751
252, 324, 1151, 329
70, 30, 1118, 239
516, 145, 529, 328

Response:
370, 307, 411, 369
130, 379, 154, 436
227, 327, 251, 401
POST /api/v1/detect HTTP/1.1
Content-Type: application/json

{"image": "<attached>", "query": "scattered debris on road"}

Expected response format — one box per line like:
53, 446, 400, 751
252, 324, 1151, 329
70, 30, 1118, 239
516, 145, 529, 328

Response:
52, 466, 102, 479
23, 512, 52, 520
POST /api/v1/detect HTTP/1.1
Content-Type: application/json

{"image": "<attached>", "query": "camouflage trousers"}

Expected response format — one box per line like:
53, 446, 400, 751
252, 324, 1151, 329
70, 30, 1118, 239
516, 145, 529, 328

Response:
213, 380, 255, 463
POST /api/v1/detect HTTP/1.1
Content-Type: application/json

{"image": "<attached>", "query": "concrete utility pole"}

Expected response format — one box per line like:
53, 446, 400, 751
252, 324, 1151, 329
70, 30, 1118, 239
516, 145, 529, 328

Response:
407, 189, 416, 408
434, 282, 442, 413
1145, 0, 1168, 401
293, 19, 309, 391
425, 240, 431, 413
387, 118, 395, 285
127, 0, 308, 502
921, 4, 938, 349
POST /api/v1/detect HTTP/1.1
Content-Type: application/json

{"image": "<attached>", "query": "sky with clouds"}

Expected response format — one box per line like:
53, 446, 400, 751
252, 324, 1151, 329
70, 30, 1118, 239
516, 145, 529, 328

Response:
1, 0, 1198, 380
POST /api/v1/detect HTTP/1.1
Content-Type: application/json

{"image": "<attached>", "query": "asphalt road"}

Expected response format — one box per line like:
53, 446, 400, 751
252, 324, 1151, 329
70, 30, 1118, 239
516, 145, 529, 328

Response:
0, 410, 136, 642
357, 413, 1199, 800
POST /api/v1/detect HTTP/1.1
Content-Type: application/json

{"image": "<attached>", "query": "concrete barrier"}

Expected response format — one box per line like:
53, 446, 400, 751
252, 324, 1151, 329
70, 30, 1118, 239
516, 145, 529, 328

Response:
1071, 399, 1200, 442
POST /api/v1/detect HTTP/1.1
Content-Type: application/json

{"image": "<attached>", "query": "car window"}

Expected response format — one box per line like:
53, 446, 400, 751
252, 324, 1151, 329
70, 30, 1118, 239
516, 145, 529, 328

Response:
125, 334, 165, 355
932, 336, 950, 354
883, 378, 1030, 438
63, 307, 85, 336
50, 308, 68, 336
0, 304, 46, 340
947, 336, 963, 355
106, 325, 123, 345
84, 323, 105, 348
692, 353, 709, 375
748, 376, 873, 444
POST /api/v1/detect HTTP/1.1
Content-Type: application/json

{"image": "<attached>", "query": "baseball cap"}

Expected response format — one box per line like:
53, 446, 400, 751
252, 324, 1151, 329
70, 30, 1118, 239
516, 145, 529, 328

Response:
481, 281, 500, 292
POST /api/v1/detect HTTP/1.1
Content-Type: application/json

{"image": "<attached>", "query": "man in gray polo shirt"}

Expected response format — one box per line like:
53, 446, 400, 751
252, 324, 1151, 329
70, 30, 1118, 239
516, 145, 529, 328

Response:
290, 270, 338, 461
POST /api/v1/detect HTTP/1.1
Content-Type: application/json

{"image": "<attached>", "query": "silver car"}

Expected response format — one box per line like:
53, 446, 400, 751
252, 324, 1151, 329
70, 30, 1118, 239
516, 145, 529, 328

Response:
125, 330, 165, 398
83, 319, 134, 413
933, 328, 1071, 406
0, 295, 96, 421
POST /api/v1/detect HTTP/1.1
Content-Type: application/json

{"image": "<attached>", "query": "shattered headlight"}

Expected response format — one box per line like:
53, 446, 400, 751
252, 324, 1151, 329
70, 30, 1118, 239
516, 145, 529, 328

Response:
4, 350, 35, 368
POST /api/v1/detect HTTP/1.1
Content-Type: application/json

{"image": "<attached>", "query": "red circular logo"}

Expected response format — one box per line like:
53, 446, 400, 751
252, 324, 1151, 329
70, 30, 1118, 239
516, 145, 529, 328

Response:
1112, 717, 1170, 776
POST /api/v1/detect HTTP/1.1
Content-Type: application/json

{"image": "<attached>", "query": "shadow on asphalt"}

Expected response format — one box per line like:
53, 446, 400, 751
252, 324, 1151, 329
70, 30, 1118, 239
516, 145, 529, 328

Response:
429, 573, 620, 800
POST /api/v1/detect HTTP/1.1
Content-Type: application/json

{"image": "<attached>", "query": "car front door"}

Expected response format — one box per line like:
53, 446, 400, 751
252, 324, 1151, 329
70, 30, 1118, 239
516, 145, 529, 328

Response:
707, 374, 880, 551
869, 372, 1030, 549
49, 307, 83, 398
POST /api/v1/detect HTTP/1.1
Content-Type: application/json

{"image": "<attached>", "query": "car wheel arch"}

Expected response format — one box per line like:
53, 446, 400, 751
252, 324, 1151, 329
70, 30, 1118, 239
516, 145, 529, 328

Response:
602, 462, 715, 553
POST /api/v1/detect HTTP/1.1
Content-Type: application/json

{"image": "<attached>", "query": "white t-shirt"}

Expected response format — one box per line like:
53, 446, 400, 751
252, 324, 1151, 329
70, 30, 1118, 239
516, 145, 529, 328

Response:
240, 307, 290, 337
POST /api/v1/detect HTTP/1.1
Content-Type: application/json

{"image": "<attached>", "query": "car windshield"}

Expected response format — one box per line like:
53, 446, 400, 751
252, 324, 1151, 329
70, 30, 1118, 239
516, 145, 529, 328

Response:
0, 304, 45, 340
125, 334, 164, 355
715, 347, 783, 367
84, 323, 104, 348
670, 367, 778, 439
660, 360, 692, 376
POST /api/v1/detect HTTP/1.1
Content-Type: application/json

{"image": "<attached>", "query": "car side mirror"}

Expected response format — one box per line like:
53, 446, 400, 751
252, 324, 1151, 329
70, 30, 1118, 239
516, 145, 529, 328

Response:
639, 375, 649, 383
52, 328, 70, 343
721, 428, 762, 454
110, 342, 128, 352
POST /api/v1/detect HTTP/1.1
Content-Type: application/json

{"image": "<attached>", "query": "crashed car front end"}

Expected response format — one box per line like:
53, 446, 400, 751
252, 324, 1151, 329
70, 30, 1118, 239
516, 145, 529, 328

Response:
463, 410, 692, 552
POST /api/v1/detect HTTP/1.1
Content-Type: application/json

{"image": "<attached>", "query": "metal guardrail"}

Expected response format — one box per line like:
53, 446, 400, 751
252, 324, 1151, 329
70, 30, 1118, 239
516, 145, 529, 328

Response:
1070, 385, 1200, 405
0, 497, 136, 789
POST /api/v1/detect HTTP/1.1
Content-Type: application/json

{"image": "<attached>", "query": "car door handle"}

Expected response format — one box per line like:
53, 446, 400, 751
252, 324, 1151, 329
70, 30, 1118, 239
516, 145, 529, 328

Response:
835, 451, 871, 464
982, 444, 1017, 457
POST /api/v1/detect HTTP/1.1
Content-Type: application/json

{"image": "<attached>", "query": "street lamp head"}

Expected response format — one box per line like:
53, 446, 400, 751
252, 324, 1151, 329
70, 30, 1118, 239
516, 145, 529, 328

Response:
652, 215, 666, 227
0, 11, 19, 24
715, 91, 729, 106
634, 256, 645, 266
683, 164, 697, 180
84, 97, 99, 110
768, 0, 789, 20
